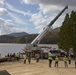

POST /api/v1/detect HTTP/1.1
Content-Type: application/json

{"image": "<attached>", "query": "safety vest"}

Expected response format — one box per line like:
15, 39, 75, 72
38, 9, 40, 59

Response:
64, 57, 68, 62
16, 53, 19, 57
24, 56, 26, 60
55, 57, 59, 62
48, 57, 53, 60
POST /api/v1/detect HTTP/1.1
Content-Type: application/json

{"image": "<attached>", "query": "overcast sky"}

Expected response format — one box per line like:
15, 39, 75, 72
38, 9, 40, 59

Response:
0, 0, 76, 35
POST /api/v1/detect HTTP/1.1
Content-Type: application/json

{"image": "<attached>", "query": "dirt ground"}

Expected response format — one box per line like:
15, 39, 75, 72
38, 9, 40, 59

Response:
0, 59, 76, 75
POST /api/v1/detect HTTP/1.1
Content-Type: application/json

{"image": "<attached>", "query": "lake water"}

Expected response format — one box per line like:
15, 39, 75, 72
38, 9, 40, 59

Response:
0, 43, 58, 58
0, 43, 26, 57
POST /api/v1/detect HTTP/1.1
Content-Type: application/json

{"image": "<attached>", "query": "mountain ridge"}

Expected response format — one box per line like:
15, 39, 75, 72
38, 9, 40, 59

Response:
0, 32, 29, 37
0, 27, 60, 43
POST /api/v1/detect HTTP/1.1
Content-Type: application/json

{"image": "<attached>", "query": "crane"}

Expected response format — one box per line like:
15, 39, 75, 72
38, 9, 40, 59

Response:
24, 5, 68, 51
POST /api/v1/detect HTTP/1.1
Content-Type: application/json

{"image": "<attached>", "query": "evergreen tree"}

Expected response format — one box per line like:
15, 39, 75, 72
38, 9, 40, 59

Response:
58, 13, 70, 55
70, 11, 76, 57
58, 11, 76, 57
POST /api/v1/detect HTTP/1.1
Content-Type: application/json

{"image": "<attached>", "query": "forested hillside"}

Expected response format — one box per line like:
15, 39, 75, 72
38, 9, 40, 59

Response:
0, 27, 60, 44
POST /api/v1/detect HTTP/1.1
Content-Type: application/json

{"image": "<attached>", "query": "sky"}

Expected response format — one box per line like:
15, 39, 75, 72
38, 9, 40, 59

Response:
0, 0, 76, 35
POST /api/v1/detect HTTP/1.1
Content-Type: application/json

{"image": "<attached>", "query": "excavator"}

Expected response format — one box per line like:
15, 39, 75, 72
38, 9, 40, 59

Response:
23, 5, 68, 54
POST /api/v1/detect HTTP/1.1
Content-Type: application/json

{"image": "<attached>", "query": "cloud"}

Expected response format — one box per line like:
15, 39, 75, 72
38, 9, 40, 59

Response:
0, 0, 30, 35
0, 0, 76, 35
13, 27, 28, 33
0, 17, 28, 35
8, 12, 27, 25
0, 8, 8, 15
5, 2, 32, 16
22, 0, 76, 14
0, 0, 4, 7
0, 7, 27, 26
21, 0, 39, 4
22, 0, 76, 6
30, 7, 66, 33
22, 0, 76, 33
39, 4, 63, 14
0, 2, 28, 35
30, 11, 54, 33
0, 17, 15, 35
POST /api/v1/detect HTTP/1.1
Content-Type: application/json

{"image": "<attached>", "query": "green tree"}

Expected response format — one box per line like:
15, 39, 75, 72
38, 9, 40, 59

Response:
19, 37, 26, 43
70, 11, 76, 57
58, 11, 76, 57
58, 13, 70, 55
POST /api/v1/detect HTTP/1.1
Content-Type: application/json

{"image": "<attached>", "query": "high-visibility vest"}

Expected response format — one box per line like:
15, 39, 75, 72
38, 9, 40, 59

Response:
64, 57, 68, 62
48, 57, 53, 60
55, 57, 59, 62
16, 53, 19, 57
24, 56, 26, 60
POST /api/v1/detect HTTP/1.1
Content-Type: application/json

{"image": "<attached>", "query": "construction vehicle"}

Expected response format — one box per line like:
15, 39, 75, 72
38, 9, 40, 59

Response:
23, 5, 68, 58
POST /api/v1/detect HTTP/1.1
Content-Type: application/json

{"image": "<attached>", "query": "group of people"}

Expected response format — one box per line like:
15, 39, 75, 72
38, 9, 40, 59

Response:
23, 53, 40, 64
23, 53, 76, 68
6, 53, 20, 62
6, 52, 76, 68
48, 55, 76, 68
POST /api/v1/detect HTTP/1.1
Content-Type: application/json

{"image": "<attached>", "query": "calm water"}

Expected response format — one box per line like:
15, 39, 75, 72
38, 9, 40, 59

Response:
0, 43, 58, 58
0, 43, 26, 57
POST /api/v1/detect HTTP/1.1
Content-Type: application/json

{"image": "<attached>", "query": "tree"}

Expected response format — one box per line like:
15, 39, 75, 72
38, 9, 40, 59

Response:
19, 37, 26, 43
70, 11, 76, 57
58, 11, 76, 57
58, 13, 70, 55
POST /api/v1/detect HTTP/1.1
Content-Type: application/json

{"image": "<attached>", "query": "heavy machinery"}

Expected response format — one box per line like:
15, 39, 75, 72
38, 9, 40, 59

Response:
23, 5, 68, 52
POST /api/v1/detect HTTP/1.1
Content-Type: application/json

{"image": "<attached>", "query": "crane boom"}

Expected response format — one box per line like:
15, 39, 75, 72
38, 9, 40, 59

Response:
31, 5, 68, 46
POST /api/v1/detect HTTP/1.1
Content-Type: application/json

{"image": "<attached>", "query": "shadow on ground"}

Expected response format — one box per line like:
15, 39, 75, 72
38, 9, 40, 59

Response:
0, 70, 10, 75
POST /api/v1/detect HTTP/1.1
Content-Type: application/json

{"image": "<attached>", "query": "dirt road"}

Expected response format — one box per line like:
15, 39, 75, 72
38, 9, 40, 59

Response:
0, 59, 76, 75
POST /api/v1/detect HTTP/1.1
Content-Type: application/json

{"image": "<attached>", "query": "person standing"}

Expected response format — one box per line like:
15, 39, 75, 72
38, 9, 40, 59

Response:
63, 56, 68, 68
0, 54, 1, 58
68, 56, 71, 64
75, 58, 76, 68
48, 56, 53, 67
7, 53, 9, 57
35, 53, 40, 63
24, 55, 27, 64
28, 52, 31, 64
55, 56, 59, 67
9, 53, 12, 61
16, 53, 19, 61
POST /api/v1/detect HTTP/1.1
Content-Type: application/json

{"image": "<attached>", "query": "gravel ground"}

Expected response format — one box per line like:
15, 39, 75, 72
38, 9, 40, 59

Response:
0, 59, 76, 75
